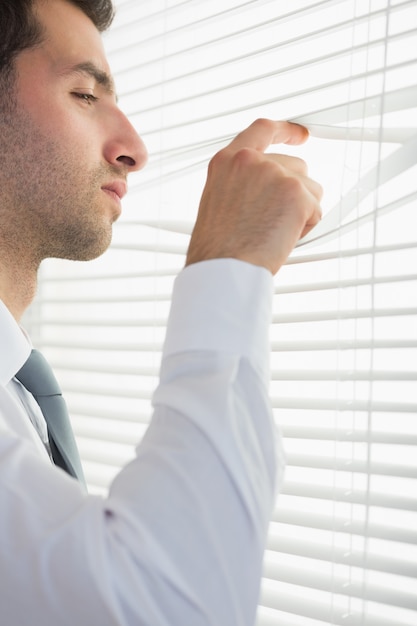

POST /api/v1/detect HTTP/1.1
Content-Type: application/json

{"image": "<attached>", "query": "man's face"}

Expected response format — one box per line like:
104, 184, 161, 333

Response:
0, 0, 147, 264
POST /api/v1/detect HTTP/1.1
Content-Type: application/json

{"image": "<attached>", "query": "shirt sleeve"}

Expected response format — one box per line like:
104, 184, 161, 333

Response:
0, 259, 285, 626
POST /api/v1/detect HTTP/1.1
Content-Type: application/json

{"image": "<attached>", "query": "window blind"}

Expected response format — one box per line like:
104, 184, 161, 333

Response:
24, 1, 417, 624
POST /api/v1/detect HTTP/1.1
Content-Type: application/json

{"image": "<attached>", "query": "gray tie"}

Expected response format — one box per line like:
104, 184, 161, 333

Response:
15, 349, 86, 486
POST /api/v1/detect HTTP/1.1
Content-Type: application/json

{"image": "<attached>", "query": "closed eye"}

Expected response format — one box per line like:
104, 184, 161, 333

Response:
72, 92, 99, 105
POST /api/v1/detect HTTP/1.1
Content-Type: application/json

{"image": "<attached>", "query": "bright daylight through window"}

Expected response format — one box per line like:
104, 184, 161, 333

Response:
25, 1, 417, 625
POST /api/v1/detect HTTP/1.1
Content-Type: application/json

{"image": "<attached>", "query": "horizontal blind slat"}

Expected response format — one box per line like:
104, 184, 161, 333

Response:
271, 339, 417, 351
271, 369, 417, 381
272, 508, 417, 545
281, 481, 417, 511
266, 536, 417, 578
280, 426, 417, 446
259, 579, 413, 626
37, 269, 417, 300
272, 306, 417, 324
35, 305, 417, 326
285, 453, 417, 479
272, 397, 417, 414
262, 561, 417, 611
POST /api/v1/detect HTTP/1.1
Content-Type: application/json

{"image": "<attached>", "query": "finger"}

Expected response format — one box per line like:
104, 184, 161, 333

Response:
229, 119, 309, 153
300, 202, 323, 239
264, 153, 323, 198
265, 153, 309, 176
299, 174, 324, 202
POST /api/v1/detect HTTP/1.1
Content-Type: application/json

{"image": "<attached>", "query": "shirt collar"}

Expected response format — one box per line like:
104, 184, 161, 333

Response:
0, 300, 31, 386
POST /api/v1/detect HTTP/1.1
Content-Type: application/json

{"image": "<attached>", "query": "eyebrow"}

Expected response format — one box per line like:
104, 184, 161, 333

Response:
62, 61, 117, 99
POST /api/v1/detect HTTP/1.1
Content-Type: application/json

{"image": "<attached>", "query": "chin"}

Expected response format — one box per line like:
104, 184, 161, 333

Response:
48, 225, 113, 262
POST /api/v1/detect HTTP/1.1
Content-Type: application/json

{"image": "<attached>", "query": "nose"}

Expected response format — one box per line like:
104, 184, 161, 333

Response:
105, 109, 148, 173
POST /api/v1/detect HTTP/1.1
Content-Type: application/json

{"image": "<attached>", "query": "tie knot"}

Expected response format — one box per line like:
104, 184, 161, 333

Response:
15, 349, 62, 398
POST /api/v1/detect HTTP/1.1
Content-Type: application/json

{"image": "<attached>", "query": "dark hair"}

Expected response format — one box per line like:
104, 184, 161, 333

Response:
0, 0, 115, 77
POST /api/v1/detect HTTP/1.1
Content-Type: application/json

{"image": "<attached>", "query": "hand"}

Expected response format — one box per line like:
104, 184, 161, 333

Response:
186, 119, 323, 275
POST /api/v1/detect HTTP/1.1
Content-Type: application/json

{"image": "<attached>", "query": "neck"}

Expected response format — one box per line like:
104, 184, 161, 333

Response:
0, 253, 39, 321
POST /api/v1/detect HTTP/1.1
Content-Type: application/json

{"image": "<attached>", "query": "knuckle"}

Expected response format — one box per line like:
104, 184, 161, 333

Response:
208, 147, 230, 171
316, 181, 324, 200
276, 153, 308, 175
232, 146, 260, 167
282, 174, 305, 198
293, 155, 308, 174
210, 146, 261, 173
251, 117, 274, 133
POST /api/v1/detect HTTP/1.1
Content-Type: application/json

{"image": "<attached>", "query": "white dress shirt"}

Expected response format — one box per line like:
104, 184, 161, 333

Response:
0, 259, 285, 626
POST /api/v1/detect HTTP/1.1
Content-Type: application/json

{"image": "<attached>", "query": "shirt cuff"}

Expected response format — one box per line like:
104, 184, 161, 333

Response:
162, 259, 273, 377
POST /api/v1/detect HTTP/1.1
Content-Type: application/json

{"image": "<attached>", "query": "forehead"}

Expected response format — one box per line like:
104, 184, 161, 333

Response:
32, 0, 112, 81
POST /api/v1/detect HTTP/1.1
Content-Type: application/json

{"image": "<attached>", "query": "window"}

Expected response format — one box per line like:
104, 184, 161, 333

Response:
25, 1, 417, 624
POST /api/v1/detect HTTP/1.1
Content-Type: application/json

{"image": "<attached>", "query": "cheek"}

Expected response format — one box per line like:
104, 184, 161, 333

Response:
22, 126, 92, 196
8, 99, 104, 193
22, 96, 99, 156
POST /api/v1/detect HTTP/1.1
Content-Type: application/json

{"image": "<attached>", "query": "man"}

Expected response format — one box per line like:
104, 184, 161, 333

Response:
0, 0, 322, 624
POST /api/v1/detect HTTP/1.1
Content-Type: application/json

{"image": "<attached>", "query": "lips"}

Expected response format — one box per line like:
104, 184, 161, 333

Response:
101, 180, 127, 201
